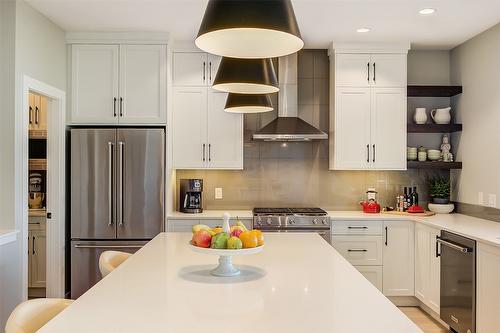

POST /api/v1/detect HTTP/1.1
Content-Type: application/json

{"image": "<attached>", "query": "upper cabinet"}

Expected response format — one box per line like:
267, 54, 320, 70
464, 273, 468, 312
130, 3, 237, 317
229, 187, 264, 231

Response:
69, 43, 167, 125
172, 52, 243, 170
330, 43, 409, 170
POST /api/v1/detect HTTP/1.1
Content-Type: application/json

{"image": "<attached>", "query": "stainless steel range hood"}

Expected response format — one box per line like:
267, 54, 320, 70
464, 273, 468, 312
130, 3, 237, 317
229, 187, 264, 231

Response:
253, 53, 328, 142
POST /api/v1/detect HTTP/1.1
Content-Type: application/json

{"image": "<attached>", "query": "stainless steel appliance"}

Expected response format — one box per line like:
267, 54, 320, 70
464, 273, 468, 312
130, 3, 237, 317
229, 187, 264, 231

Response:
70, 128, 165, 299
438, 230, 476, 333
252, 208, 331, 244
179, 179, 203, 213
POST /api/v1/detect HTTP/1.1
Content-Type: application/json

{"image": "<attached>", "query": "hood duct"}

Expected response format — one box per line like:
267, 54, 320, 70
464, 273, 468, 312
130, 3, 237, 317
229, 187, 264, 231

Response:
252, 53, 328, 142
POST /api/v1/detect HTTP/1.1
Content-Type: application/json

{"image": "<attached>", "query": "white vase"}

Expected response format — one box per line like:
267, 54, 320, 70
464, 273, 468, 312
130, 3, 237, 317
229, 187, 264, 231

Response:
431, 107, 452, 124
413, 108, 428, 124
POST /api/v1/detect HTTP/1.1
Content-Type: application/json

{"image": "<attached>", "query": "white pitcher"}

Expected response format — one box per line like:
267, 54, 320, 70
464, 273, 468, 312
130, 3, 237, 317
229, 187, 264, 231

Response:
431, 107, 452, 124
413, 108, 428, 124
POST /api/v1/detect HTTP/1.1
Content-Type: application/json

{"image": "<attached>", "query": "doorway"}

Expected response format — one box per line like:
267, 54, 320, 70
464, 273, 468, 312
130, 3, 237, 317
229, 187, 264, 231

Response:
21, 76, 66, 300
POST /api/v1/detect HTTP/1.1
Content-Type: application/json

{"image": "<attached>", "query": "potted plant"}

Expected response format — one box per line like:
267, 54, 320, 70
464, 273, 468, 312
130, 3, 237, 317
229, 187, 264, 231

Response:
428, 177, 454, 213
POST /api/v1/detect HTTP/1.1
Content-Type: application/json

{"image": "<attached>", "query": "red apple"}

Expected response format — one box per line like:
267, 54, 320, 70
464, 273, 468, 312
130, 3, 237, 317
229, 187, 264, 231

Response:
192, 230, 212, 248
231, 229, 243, 238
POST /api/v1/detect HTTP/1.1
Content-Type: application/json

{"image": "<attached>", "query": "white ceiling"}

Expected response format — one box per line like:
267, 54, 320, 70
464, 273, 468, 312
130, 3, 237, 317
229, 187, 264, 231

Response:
27, 0, 500, 50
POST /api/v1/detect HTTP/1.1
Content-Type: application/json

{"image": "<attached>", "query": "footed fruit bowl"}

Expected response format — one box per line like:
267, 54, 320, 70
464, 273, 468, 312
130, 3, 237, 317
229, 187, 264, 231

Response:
189, 213, 265, 277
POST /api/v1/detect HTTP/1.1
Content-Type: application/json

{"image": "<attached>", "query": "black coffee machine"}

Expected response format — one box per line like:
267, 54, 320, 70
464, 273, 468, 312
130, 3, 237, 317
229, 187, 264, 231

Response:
179, 179, 203, 213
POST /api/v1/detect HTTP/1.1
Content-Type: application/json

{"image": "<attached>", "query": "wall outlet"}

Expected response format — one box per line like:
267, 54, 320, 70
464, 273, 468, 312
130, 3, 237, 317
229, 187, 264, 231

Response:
215, 187, 223, 200
478, 192, 484, 205
488, 194, 497, 208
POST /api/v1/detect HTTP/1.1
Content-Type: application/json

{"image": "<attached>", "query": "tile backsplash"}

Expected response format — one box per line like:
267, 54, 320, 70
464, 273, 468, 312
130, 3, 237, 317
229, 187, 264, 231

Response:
176, 50, 448, 211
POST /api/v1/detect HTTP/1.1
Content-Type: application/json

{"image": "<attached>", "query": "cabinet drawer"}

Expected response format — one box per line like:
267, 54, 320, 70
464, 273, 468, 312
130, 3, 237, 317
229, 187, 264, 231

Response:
332, 220, 383, 235
354, 265, 383, 291
332, 235, 383, 266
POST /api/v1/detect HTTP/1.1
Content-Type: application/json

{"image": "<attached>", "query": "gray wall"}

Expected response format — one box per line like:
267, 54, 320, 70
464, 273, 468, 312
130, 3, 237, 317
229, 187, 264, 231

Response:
176, 50, 449, 211
450, 23, 500, 206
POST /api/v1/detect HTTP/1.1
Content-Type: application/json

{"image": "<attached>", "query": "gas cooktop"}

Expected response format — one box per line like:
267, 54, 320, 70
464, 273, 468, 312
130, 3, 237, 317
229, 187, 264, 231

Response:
253, 207, 327, 216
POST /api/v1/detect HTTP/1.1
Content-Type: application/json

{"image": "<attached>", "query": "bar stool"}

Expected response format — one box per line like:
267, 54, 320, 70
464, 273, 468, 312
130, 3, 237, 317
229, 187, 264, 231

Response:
98, 250, 132, 277
5, 298, 73, 333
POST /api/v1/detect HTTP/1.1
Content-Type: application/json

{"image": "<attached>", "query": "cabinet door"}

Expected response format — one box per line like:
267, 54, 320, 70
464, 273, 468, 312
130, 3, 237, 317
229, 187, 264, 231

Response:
119, 45, 167, 124
383, 221, 414, 296
207, 54, 222, 86
172, 87, 208, 169
173, 52, 208, 86
28, 231, 33, 287
28, 93, 36, 130
477, 242, 500, 333
415, 223, 430, 303
31, 229, 46, 288
355, 265, 383, 291
428, 227, 441, 314
333, 87, 371, 169
370, 54, 406, 87
206, 90, 243, 169
332, 235, 383, 266
36, 95, 48, 130
71, 44, 119, 124
371, 88, 406, 170
335, 54, 371, 87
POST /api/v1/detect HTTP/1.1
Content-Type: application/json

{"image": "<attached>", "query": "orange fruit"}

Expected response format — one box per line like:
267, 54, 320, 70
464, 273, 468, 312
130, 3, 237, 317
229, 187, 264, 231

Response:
251, 230, 264, 246
239, 231, 258, 248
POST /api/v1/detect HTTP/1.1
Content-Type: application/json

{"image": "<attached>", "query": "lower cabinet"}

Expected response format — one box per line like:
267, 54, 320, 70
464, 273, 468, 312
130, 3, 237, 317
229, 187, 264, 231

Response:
415, 223, 440, 314
28, 223, 46, 288
167, 218, 252, 232
355, 265, 383, 291
477, 242, 500, 332
383, 220, 415, 296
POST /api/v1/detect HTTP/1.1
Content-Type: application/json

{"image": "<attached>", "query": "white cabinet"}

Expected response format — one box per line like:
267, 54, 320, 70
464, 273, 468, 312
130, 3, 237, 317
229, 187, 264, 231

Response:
330, 48, 408, 170
355, 265, 383, 291
383, 220, 414, 296
173, 52, 221, 86
28, 223, 46, 288
332, 235, 383, 266
477, 242, 500, 332
415, 223, 440, 314
172, 52, 243, 170
70, 44, 167, 124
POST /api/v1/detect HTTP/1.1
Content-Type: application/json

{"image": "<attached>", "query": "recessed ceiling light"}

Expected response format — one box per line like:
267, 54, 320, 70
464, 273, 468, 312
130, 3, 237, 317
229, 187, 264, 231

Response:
356, 28, 371, 33
419, 8, 436, 15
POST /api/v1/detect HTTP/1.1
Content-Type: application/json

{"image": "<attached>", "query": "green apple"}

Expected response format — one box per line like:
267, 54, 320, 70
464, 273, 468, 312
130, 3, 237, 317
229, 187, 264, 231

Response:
227, 236, 243, 250
211, 232, 229, 249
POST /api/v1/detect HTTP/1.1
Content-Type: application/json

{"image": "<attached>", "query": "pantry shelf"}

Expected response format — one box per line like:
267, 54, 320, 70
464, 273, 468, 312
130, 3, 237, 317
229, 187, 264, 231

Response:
407, 85, 463, 97
407, 161, 462, 170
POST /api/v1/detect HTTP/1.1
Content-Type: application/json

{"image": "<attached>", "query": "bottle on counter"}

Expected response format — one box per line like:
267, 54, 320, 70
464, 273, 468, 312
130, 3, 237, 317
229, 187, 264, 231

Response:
407, 187, 413, 208
403, 187, 408, 211
411, 187, 419, 206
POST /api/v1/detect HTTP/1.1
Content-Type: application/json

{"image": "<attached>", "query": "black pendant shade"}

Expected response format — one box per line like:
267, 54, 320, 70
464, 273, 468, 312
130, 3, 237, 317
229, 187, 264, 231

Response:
196, 0, 304, 59
213, 57, 279, 94
224, 93, 273, 113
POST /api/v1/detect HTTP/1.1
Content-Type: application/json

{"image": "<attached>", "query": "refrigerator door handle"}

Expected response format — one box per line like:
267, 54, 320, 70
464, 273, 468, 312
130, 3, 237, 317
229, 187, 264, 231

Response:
118, 141, 125, 227
108, 142, 114, 226
73, 244, 143, 249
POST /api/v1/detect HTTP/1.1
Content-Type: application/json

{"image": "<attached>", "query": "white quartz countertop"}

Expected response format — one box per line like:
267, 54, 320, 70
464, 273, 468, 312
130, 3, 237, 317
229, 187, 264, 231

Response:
39, 233, 421, 333
168, 210, 253, 219
0, 229, 18, 246
328, 211, 500, 247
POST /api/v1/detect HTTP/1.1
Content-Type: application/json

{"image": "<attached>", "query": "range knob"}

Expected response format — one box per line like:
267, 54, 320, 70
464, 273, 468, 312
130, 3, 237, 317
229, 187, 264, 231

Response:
266, 217, 272, 225
312, 218, 318, 224
289, 218, 295, 225
257, 221, 262, 226
322, 219, 327, 225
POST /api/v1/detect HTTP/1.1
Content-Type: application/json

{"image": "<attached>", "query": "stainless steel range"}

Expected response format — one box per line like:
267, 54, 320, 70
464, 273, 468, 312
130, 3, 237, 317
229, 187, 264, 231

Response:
252, 208, 331, 244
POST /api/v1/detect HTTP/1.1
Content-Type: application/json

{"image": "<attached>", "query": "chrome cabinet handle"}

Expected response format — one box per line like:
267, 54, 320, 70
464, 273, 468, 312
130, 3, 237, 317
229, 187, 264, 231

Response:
367, 62, 370, 83
74, 244, 143, 249
35, 107, 39, 124
208, 144, 211, 162
385, 226, 388, 246
32, 236, 35, 255
373, 62, 376, 82
108, 142, 114, 226
367, 144, 370, 163
373, 144, 375, 163
348, 226, 368, 229
203, 61, 206, 82
437, 238, 472, 253
118, 141, 124, 226
348, 249, 367, 252
29, 106, 33, 124
202, 144, 206, 162
119, 97, 123, 117
113, 97, 117, 117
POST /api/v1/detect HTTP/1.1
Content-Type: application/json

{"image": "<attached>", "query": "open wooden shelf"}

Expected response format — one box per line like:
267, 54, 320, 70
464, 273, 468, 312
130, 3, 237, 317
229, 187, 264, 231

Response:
29, 129, 47, 139
29, 159, 46, 171
407, 85, 463, 97
407, 123, 462, 133
407, 161, 462, 170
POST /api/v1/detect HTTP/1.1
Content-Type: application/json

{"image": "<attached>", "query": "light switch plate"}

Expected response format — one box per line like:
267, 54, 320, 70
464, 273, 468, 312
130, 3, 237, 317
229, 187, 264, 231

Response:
215, 188, 223, 200
488, 194, 497, 208
478, 192, 484, 205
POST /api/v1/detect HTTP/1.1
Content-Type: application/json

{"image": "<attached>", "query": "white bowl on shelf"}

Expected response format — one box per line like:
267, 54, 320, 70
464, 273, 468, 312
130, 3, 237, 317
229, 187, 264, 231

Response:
427, 155, 440, 161
428, 203, 454, 214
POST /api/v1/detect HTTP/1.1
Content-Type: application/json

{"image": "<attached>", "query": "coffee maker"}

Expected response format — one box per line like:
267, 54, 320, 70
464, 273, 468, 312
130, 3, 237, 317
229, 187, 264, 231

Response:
179, 179, 203, 213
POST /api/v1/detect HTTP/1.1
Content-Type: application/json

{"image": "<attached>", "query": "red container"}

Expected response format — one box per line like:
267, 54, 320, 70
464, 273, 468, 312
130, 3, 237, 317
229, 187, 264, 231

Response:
360, 200, 381, 214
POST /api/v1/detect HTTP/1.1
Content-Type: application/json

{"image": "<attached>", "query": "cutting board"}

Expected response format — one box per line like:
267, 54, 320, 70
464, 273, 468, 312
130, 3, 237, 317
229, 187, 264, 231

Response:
382, 210, 436, 217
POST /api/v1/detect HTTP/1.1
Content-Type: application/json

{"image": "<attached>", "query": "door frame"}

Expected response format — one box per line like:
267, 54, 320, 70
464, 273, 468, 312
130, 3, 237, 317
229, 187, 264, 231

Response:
21, 76, 66, 299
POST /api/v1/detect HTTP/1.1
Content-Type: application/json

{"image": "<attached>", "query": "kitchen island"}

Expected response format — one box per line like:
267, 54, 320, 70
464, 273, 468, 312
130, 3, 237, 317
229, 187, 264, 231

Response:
39, 233, 421, 333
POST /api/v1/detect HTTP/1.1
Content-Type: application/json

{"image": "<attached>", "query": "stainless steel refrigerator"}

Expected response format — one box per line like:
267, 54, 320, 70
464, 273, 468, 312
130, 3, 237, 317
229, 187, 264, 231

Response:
70, 128, 164, 299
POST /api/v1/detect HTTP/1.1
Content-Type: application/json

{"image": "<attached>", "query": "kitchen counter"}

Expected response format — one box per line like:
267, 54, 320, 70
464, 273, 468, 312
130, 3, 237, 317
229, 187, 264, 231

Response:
38, 233, 421, 333
168, 210, 253, 219
328, 211, 500, 247
0, 229, 18, 246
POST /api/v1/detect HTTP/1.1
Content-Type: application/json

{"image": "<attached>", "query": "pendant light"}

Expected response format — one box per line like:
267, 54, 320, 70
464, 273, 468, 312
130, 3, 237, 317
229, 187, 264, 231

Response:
213, 57, 279, 94
196, 0, 304, 59
224, 93, 274, 113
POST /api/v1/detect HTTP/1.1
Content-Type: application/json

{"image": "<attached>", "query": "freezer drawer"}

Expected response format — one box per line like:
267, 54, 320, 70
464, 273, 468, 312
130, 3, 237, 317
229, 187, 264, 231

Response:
70, 240, 146, 299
